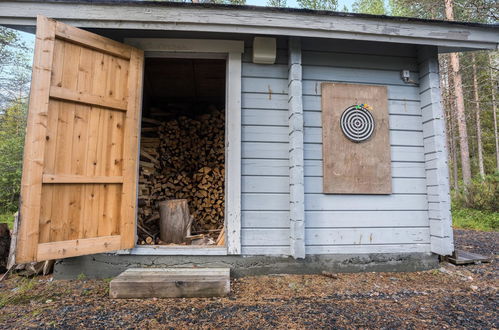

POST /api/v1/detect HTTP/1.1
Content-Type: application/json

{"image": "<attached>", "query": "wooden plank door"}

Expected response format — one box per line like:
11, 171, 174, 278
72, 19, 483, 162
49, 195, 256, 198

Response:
16, 16, 143, 263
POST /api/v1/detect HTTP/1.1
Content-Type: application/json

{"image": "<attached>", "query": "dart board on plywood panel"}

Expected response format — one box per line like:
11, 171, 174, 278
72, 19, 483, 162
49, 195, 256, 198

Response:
321, 83, 391, 194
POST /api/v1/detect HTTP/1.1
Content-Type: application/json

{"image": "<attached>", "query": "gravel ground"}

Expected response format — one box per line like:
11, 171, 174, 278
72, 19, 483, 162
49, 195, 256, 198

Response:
0, 229, 497, 329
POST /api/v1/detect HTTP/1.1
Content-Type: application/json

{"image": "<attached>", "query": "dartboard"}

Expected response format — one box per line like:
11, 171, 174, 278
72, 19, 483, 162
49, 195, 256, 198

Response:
340, 104, 375, 143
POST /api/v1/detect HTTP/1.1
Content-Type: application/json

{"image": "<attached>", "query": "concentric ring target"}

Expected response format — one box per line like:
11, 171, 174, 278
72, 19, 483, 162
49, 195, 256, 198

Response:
340, 105, 375, 143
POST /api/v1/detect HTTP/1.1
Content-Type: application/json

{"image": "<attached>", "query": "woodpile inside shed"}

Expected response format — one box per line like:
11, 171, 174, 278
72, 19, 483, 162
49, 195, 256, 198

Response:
137, 105, 225, 246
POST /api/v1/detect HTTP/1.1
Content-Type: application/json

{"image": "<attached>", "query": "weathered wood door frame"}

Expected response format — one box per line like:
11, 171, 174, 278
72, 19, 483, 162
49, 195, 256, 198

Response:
122, 38, 243, 255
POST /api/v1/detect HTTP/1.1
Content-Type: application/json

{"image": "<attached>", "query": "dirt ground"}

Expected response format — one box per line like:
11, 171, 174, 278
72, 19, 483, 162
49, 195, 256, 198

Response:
0, 229, 497, 329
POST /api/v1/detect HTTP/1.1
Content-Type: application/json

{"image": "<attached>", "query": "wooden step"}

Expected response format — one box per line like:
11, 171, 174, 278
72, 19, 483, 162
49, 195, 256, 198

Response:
447, 249, 492, 265
109, 268, 230, 298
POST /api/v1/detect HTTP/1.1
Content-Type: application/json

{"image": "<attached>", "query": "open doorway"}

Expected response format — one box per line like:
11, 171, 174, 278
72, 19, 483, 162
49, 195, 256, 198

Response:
137, 57, 226, 248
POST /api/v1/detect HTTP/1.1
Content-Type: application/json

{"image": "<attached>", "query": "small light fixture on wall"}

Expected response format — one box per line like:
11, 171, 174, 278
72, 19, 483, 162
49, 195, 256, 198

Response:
253, 37, 276, 64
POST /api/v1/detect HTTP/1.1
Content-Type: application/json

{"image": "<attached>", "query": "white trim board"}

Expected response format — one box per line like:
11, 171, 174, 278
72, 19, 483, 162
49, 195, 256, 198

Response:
1, 1, 497, 51
126, 38, 244, 54
125, 38, 243, 256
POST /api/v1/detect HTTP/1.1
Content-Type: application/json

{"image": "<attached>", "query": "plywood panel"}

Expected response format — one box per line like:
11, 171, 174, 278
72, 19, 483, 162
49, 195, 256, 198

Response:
322, 83, 391, 194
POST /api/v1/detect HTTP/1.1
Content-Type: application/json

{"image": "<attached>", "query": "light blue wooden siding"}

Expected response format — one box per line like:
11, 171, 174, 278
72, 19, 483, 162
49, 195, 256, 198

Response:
241, 43, 290, 255
301, 39, 431, 254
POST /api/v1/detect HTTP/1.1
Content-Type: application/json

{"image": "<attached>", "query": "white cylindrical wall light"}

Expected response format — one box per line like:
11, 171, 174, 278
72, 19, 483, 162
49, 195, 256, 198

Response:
253, 37, 276, 64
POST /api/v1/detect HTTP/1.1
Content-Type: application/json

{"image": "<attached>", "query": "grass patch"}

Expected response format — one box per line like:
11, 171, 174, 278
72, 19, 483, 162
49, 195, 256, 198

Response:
0, 213, 15, 230
452, 207, 498, 231
0, 277, 39, 308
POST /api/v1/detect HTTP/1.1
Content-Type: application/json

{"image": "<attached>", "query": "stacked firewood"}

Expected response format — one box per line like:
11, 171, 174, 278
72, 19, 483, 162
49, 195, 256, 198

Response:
137, 106, 225, 244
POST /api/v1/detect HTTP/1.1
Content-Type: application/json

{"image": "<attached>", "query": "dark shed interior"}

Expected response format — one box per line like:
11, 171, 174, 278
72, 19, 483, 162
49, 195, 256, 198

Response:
137, 57, 226, 247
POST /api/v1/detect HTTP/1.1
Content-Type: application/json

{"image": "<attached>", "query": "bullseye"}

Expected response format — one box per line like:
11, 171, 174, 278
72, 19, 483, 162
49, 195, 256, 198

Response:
340, 105, 375, 143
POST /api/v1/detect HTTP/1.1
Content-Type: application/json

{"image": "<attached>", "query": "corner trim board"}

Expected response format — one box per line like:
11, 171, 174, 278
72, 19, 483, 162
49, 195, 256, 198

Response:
288, 37, 305, 259
417, 46, 454, 256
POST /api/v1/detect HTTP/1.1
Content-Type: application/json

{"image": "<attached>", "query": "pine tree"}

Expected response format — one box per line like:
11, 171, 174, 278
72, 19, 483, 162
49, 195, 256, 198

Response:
352, 0, 387, 15
267, 0, 287, 7
471, 53, 485, 178
445, 0, 472, 186
297, 0, 338, 11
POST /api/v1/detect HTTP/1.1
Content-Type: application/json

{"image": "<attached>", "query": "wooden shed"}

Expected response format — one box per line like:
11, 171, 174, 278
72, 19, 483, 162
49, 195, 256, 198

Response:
1, 0, 498, 277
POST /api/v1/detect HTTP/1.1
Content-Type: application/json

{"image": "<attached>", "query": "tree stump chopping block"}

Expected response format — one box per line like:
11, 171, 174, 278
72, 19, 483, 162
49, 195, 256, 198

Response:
159, 199, 192, 244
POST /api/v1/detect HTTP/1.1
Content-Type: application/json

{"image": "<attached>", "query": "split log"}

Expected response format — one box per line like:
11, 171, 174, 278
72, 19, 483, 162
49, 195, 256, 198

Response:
159, 199, 192, 244
216, 227, 225, 246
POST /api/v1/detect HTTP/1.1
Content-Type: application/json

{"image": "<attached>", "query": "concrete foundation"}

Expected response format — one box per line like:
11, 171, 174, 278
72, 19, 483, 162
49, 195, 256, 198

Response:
54, 252, 439, 279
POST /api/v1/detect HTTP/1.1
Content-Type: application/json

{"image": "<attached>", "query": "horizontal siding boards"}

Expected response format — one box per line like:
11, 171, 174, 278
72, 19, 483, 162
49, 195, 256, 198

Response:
241, 246, 290, 255
304, 160, 426, 178
242, 193, 428, 211
301, 38, 418, 58
305, 128, 424, 146
242, 210, 430, 229
242, 159, 289, 176
306, 210, 429, 228
247, 74, 421, 99
242, 77, 288, 94
240, 54, 291, 254
242, 193, 289, 211
305, 102, 422, 118
304, 67, 419, 87
242, 228, 289, 246
304, 144, 425, 162
298, 43, 430, 254
239, 40, 432, 255
242, 176, 427, 194
306, 244, 431, 254
242, 211, 289, 228
305, 194, 428, 211
242, 93, 288, 110
242, 159, 426, 178
304, 83, 420, 100
243, 108, 288, 127
242, 63, 287, 78
305, 228, 430, 245
242, 142, 289, 159
302, 51, 419, 71
242, 126, 424, 146
305, 112, 423, 131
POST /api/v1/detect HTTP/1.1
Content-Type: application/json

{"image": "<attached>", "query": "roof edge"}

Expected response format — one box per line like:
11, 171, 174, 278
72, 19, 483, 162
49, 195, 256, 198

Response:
8, 0, 498, 29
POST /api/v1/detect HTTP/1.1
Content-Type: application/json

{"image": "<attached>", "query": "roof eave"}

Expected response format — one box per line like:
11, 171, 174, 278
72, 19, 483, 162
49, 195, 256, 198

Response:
0, 1, 497, 51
